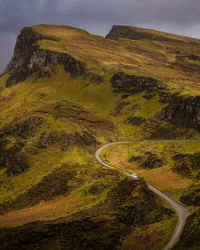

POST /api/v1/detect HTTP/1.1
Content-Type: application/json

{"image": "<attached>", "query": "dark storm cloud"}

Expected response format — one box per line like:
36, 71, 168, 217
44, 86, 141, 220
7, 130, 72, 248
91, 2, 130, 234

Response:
0, 0, 200, 72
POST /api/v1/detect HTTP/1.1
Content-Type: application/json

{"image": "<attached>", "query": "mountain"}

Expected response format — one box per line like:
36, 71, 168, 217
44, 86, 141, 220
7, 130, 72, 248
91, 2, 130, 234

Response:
0, 24, 200, 249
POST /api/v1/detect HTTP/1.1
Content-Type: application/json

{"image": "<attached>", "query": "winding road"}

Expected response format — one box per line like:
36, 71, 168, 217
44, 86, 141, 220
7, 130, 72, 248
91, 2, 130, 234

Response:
94, 140, 195, 250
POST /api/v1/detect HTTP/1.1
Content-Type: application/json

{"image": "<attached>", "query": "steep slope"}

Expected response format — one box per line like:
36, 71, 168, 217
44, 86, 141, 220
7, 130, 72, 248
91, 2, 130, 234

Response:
1, 24, 200, 249
0, 176, 174, 250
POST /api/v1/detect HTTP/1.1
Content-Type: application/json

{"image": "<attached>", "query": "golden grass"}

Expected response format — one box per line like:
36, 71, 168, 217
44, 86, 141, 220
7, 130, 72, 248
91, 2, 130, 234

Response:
122, 217, 177, 250
0, 194, 96, 228
101, 141, 200, 200
140, 167, 192, 190
31, 24, 200, 94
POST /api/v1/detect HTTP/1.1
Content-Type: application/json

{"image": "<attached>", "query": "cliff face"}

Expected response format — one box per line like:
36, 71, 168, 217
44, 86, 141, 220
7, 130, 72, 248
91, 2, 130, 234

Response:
160, 96, 200, 130
110, 72, 166, 91
106, 25, 181, 43
110, 71, 200, 132
6, 27, 85, 87
106, 25, 152, 40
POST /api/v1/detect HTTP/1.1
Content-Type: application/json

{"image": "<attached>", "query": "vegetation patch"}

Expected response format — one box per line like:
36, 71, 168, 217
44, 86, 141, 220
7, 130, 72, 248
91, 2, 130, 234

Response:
180, 184, 200, 206
101, 141, 199, 201
1, 23, 200, 249
172, 153, 200, 179
175, 209, 200, 250
0, 177, 174, 250
126, 116, 146, 126
0, 163, 79, 214
129, 151, 166, 169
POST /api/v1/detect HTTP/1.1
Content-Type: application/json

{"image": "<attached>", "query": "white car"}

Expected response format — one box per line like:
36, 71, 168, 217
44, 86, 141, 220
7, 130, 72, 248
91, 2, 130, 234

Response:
131, 173, 139, 179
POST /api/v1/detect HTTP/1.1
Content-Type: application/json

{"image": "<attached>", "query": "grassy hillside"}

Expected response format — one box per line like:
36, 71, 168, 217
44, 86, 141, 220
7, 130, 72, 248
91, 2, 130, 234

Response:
0, 24, 200, 249
33, 24, 200, 95
101, 141, 200, 201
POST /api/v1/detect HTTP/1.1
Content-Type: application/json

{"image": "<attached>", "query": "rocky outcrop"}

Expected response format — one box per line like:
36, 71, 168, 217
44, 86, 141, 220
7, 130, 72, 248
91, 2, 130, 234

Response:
106, 25, 182, 43
129, 152, 165, 169
110, 72, 166, 92
35, 69, 51, 79
126, 116, 146, 126
106, 25, 152, 40
2, 116, 44, 139
83, 72, 104, 85
0, 116, 45, 176
180, 184, 200, 206
38, 130, 99, 150
172, 153, 200, 178
4, 154, 29, 177
112, 101, 130, 116
160, 96, 200, 130
6, 27, 86, 87
0, 134, 29, 177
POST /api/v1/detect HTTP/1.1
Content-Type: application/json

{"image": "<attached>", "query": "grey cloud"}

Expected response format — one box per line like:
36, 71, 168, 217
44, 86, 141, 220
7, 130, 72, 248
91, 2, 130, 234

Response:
0, 0, 200, 72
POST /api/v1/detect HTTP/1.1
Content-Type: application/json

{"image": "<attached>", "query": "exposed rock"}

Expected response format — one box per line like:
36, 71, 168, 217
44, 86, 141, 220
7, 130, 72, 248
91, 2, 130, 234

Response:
165, 46, 181, 55
5, 154, 29, 177
6, 27, 85, 87
180, 184, 200, 206
3, 116, 44, 139
110, 72, 166, 92
38, 130, 99, 150
106, 25, 153, 40
82, 72, 104, 85
0, 116, 45, 175
106, 25, 182, 43
143, 93, 156, 100
39, 131, 60, 148
158, 92, 179, 103
89, 73, 104, 84
139, 152, 164, 169
74, 131, 98, 147
129, 155, 141, 162
187, 54, 200, 61
137, 117, 195, 140
126, 116, 146, 126
196, 171, 200, 180
0, 137, 28, 176
160, 96, 200, 130
175, 54, 200, 62
129, 152, 164, 169
172, 153, 200, 178
121, 94, 130, 99
35, 69, 51, 79
112, 101, 130, 116
88, 182, 106, 195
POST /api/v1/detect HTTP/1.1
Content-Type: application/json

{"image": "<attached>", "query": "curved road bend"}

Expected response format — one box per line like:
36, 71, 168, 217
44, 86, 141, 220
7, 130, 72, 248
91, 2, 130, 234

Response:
94, 140, 196, 250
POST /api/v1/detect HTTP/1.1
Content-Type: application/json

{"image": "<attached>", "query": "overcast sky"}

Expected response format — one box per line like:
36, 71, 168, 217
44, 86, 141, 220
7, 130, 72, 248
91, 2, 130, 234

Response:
0, 0, 200, 72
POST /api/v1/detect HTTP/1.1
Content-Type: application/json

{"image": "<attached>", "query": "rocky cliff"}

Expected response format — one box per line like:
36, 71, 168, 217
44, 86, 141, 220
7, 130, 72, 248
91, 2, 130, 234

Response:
160, 96, 200, 130
110, 71, 200, 133
106, 25, 151, 40
6, 27, 86, 87
106, 25, 179, 42
110, 71, 166, 92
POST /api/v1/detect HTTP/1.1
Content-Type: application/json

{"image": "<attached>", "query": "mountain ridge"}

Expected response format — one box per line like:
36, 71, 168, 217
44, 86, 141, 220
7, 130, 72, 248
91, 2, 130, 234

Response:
0, 24, 200, 249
